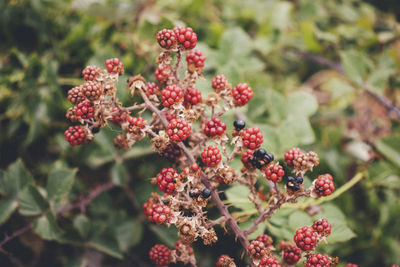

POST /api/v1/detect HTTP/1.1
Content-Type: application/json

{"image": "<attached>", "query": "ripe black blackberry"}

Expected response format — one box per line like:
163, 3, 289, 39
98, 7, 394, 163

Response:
162, 143, 181, 162
233, 119, 245, 131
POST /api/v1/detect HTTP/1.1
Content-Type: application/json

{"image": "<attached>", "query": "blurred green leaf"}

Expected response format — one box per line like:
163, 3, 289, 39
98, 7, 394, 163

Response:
0, 159, 33, 198
0, 199, 18, 225
287, 91, 318, 118
340, 50, 373, 85
46, 168, 76, 201
33, 211, 62, 240
115, 220, 143, 252
225, 185, 253, 211
88, 234, 123, 259
110, 162, 127, 187
73, 214, 91, 239
18, 185, 49, 216
376, 136, 400, 168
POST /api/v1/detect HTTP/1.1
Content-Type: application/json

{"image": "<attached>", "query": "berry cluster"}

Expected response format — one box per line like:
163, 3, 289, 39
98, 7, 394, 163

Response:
156, 168, 182, 194
286, 176, 304, 192
161, 85, 184, 107
264, 162, 285, 183
258, 256, 281, 267
212, 74, 228, 92
149, 244, 171, 267
232, 83, 254, 106
64, 126, 88, 146
280, 242, 301, 265
313, 174, 335, 197
105, 58, 124, 75
184, 87, 202, 106
201, 145, 222, 167
143, 201, 171, 225
167, 118, 191, 142
186, 49, 206, 74
242, 127, 263, 149
306, 253, 330, 267
312, 218, 332, 236
293, 226, 318, 251
204, 118, 226, 137
248, 240, 268, 259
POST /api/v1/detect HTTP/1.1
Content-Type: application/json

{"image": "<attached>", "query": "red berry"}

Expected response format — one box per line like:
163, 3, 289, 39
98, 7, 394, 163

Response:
186, 49, 206, 70
64, 125, 88, 146
242, 127, 263, 150
256, 234, 273, 247
184, 87, 202, 106
314, 174, 335, 197
68, 86, 86, 105
212, 74, 228, 92
216, 254, 235, 267
241, 149, 255, 169
109, 107, 128, 125
104, 58, 124, 75
154, 65, 170, 85
281, 243, 301, 265
264, 162, 285, 183
73, 100, 94, 120
81, 81, 103, 102
165, 112, 177, 122
248, 240, 268, 260
312, 218, 332, 237
145, 203, 171, 224
232, 83, 254, 106
156, 168, 182, 194
82, 65, 101, 81
156, 29, 177, 50
346, 264, 359, 267
258, 256, 281, 267
284, 147, 304, 167
173, 27, 197, 49
161, 85, 184, 108
167, 118, 191, 142
201, 145, 222, 167
126, 116, 146, 134
294, 226, 318, 251
149, 244, 171, 267
162, 143, 181, 162
146, 82, 161, 96
203, 118, 226, 137
306, 254, 329, 267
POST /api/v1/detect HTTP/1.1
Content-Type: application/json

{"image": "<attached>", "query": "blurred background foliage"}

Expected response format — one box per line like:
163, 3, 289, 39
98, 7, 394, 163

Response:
1, 0, 400, 266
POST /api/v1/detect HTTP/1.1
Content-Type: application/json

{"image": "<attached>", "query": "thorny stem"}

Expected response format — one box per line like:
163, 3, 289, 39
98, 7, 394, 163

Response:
0, 182, 115, 252
137, 87, 255, 266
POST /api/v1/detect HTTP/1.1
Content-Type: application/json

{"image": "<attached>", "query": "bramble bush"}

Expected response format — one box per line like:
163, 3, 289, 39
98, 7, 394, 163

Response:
1, 0, 400, 266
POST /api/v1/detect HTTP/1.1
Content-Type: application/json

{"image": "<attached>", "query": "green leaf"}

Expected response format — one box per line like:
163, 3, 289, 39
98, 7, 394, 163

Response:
240, 220, 267, 240
0, 159, 33, 197
376, 136, 400, 168
0, 199, 18, 225
288, 210, 313, 231
149, 225, 178, 247
110, 163, 127, 187
340, 50, 374, 85
115, 220, 143, 252
18, 185, 49, 216
88, 234, 123, 259
287, 91, 318, 118
33, 212, 62, 240
225, 185, 253, 211
257, 124, 280, 155
300, 21, 322, 52
46, 168, 76, 201
279, 115, 315, 149
73, 214, 91, 239
266, 90, 287, 123
270, 1, 293, 30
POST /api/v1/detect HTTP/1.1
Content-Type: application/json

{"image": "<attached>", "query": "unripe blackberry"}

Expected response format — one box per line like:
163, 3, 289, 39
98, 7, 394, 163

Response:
346, 264, 359, 267
109, 107, 128, 125
156, 168, 182, 194
173, 27, 197, 49
282, 243, 301, 265
314, 174, 335, 197
68, 86, 86, 105
73, 100, 94, 120
126, 116, 146, 134
216, 254, 235, 267
184, 87, 202, 106
145, 203, 171, 224
256, 234, 273, 247
201, 145, 222, 167
264, 162, 285, 182
306, 254, 329, 267
165, 112, 177, 122
156, 29, 177, 50
293, 151, 320, 174
104, 58, 124, 75
81, 81, 103, 102
149, 244, 171, 267
294, 226, 318, 251
233, 119, 246, 131
248, 240, 268, 259
258, 256, 281, 267
162, 143, 181, 162
242, 127, 263, 149
284, 147, 304, 167
154, 65, 170, 85
212, 74, 228, 92
312, 218, 332, 236
204, 118, 226, 137
161, 84, 184, 108
167, 118, 191, 142
241, 149, 255, 169
146, 82, 161, 96
186, 49, 206, 73
232, 83, 254, 106
64, 125, 88, 146
82, 65, 101, 81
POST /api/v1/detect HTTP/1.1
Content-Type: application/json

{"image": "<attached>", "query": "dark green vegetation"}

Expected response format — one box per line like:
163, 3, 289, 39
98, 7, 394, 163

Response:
1, 0, 399, 266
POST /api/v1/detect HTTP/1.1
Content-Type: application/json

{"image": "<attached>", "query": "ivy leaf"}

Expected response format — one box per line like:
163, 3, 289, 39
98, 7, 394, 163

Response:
0, 159, 33, 198
33, 211, 62, 240
18, 185, 49, 216
46, 168, 76, 201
